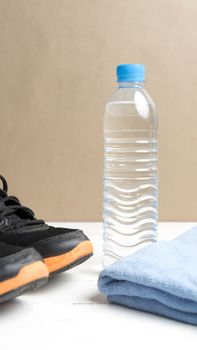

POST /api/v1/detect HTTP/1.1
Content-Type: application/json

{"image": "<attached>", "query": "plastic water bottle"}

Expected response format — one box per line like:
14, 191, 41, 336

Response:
103, 64, 158, 266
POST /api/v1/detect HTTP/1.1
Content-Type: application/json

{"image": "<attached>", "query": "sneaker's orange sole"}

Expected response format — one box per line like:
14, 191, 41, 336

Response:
0, 261, 49, 297
44, 240, 93, 274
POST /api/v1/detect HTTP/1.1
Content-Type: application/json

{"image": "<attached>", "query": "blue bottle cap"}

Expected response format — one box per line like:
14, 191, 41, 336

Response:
117, 64, 145, 82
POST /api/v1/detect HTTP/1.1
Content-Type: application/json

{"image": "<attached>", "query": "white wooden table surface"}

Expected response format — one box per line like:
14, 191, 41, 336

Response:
1, 222, 197, 350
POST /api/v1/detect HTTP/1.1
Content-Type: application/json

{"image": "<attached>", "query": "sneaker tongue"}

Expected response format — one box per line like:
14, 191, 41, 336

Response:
0, 192, 34, 226
4, 210, 38, 228
8, 214, 26, 225
0, 176, 43, 229
4, 209, 33, 226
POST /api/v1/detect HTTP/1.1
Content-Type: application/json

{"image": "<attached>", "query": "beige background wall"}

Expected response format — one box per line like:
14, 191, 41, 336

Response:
0, 0, 196, 221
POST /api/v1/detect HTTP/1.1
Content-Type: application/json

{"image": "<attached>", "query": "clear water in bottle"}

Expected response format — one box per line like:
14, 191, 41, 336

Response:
103, 64, 158, 266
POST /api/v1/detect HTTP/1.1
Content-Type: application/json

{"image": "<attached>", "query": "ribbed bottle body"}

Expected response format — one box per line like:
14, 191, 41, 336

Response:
103, 87, 158, 266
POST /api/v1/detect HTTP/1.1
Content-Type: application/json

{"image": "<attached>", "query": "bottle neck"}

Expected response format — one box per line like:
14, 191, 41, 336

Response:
118, 81, 144, 89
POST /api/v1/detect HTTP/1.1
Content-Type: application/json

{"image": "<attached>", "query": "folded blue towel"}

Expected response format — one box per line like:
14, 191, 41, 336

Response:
98, 226, 197, 325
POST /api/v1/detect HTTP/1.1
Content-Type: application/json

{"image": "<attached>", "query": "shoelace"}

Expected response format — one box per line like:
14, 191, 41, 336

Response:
0, 175, 44, 227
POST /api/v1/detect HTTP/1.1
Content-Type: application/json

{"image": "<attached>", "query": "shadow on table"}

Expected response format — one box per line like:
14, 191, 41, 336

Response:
26, 272, 72, 295
28, 260, 102, 295
89, 292, 108, 304
0, 298, 26, 318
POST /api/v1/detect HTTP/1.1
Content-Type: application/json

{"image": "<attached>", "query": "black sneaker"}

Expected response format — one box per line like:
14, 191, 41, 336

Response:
0, 241, 48, 303
0, 176, 93, 275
